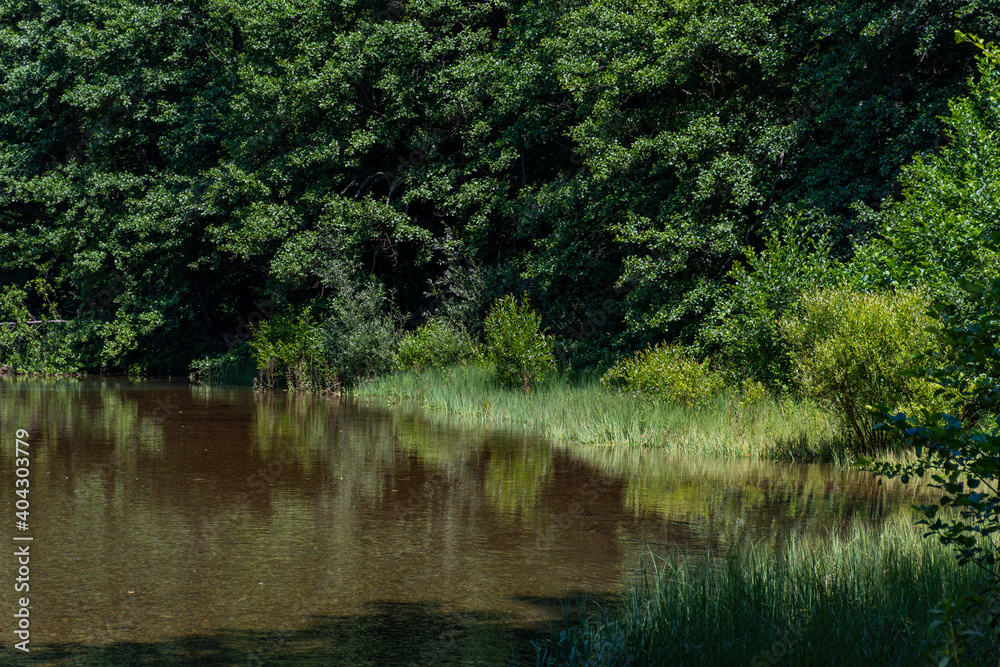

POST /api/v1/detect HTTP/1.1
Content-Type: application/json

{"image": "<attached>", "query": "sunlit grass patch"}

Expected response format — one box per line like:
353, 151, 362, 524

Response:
355, 364, 853, 461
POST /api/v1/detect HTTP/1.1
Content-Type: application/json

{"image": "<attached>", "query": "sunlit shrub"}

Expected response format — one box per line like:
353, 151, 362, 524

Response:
780, 286, 958, 453
397, 318, 480, 372
601, 343, 724, 408
484, 294, 556, 391
702, 213, 840, 389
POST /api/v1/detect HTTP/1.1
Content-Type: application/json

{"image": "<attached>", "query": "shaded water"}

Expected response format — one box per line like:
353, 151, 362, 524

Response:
0, 379, 927, 665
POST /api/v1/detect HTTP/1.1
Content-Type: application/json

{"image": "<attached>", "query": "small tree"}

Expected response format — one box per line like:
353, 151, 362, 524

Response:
484, 294, 556, 392
248, 308, 330, 392
397, 317, 480, 373
780, 286, 955, 454
601, 343, 724, 408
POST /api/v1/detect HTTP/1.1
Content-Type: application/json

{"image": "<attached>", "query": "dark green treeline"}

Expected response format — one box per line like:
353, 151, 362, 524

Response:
1, 0, 998, 375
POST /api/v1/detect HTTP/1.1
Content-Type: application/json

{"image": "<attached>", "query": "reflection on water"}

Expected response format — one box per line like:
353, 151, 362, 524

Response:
0, 378, 926, 665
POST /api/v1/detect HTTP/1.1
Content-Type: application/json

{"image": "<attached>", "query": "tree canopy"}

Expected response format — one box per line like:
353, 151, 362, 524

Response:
2, 0, 999, 374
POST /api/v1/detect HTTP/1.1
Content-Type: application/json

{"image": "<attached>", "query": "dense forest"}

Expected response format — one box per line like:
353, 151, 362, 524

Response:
2, 0, 999, 387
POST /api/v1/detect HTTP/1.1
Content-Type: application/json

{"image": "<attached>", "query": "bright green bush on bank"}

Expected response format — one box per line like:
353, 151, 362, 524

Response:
484, 295, 556, 392
536, 517, 997, 666
601, 343, 724, 408
702, 215, 840, 390
781, 287, 956, 454
248, 308, 333, 392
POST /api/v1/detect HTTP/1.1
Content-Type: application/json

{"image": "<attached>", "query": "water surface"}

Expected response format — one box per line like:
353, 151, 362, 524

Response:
0, 378, 925, 665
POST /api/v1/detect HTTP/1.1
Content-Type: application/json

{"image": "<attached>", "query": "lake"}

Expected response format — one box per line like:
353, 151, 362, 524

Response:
0, 378, 925, 665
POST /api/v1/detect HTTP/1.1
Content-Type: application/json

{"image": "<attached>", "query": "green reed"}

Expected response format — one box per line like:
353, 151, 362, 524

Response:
355, 364, 852, 461
535, 515, 998, 666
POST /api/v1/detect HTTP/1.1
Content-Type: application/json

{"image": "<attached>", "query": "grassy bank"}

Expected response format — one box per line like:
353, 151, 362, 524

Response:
355, 364, 853, 461
535, 516, 998, 666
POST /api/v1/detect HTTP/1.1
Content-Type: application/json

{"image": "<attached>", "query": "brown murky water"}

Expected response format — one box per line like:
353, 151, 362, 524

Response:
0, 378, 927, 665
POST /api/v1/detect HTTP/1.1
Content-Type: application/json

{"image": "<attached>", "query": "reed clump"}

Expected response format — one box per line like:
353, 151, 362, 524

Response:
535, 516, 998, 666
355, 364, 850, 461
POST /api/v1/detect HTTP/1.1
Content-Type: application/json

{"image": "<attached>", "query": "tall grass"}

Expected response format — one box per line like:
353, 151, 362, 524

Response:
536, 516, 998, 666
355, 364, 852, 460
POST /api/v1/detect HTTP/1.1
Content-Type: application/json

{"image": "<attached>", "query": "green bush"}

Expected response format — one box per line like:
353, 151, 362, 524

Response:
397, 318, 480, 372
249, 308, 333, 392
847, 33, 1000, 330
858, 39, 1000, 647
702, 213, 839, 389
862, 274, 1000, 617
321, 276, 402, 387
484, 294, 556, 391
247, 277, 401, 392
601, 343, 724, 408
780, 286, 957, 454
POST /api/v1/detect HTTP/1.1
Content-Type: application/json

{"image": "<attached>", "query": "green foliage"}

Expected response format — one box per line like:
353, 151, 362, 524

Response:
483, 294, 555, 392
602, 343, 725, 408
3, 0, 998, 376
248, 308, 332, 393
397, 318, 480, 373
189, 344, 257, 386
0, 284, 43, 373
703, 214, 840, 388
0, 280, 77, 374
781, 286, 955, 454
924, 593, 999, 667
861, 274, 1000, 601
857, 41, 1000, 633
848, 32, 1000, 329
318, 260, 403, 388
421, 232, 506, 341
